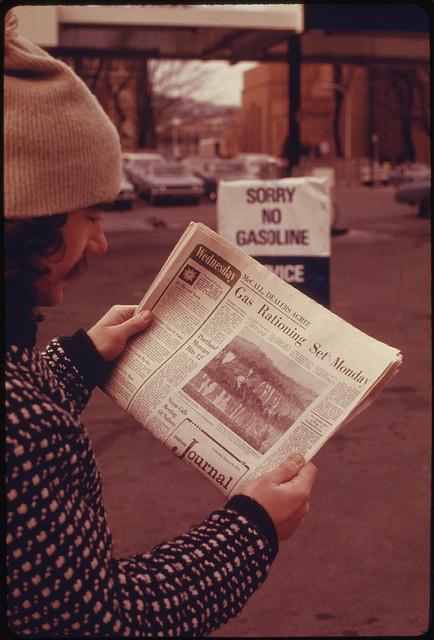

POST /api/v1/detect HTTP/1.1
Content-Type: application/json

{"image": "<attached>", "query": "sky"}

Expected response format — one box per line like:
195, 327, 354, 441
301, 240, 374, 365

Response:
189, 61, 258, 106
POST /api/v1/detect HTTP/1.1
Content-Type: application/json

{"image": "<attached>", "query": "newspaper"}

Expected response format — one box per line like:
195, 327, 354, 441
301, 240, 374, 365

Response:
103, 222, 402, 497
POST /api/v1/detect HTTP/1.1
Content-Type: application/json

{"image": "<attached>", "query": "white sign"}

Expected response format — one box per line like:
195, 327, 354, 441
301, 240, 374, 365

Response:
217, 177, 332, 306
217, 177, 331, 258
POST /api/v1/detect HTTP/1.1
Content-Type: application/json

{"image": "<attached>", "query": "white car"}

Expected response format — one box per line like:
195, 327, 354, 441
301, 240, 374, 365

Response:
389, 162, 431, 187
103, 168, 136, 210
359, 158, 391, 186
134, 161, 205, 205
236, 153, 285, 179
113, 170, 136, 209
122, 150, 165, 164
122, 151, 165, 189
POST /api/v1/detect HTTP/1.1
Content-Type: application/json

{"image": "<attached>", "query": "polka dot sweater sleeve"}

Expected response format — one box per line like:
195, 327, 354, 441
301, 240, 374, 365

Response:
42, 330, 109, 415
6, 344, 278, 637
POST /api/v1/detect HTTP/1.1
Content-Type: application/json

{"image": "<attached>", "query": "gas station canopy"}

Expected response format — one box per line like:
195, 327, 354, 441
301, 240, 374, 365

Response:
14, 5, 304, 61
14, 4, 428, 64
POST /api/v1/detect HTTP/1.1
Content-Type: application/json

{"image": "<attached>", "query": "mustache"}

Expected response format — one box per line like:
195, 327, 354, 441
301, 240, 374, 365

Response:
64, 256, 88, 281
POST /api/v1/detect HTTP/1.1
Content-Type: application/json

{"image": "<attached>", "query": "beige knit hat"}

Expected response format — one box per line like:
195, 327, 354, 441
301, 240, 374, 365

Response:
4, 9, 121, 219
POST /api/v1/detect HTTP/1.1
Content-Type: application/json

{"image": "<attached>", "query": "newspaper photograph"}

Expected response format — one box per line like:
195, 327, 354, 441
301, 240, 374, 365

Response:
103, 222, 402, 497
183, 327, 327, 455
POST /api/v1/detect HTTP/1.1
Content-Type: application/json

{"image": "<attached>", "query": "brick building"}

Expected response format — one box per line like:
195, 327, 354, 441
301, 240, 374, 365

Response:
237, 61, 430, 164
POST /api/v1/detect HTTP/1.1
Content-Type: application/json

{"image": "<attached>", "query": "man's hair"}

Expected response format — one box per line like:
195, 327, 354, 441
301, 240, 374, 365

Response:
5, 213, 68, 343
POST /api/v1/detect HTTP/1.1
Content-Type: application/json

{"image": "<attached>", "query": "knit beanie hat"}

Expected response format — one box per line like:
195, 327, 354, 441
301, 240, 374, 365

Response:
4, 9, 122, 219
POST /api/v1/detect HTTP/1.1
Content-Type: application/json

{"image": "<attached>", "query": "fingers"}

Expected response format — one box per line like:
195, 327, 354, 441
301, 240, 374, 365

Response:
279, 462, 318, 506
108, 304, 138, 323
242, 456, 318, 542
116, 305, 138, 321
118, 309, 153, 340
265, 453, 305, 485
289, 462, 318, 493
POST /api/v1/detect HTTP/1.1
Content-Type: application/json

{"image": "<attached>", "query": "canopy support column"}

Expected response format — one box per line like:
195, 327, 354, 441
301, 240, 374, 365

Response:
286, 35, 301, 175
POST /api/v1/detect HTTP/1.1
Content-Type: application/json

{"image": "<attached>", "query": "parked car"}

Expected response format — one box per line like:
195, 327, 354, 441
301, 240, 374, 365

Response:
122, 150, 164, 165
389, 162, 431, 187
235, 153, 285, 179
122, 151, 165, 189
184, 157, 252, 201
359, 158, 391, 186
132, 160, 205, 204
102, 169, 136, 211
187, 170, 217, 201
395, 179, 431, 218
114, 169, 136, 209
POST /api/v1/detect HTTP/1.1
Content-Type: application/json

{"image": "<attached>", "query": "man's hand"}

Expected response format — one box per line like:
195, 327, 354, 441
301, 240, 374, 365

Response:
87, 305, 152, 361
242, 454, 317, 541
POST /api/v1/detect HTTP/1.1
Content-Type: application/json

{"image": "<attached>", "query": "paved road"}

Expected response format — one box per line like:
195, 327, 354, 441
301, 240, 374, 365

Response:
37, 186, 431, 637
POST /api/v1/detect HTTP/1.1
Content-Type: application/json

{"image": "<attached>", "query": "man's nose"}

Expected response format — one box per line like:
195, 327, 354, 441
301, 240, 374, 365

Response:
88, 222, 108, 254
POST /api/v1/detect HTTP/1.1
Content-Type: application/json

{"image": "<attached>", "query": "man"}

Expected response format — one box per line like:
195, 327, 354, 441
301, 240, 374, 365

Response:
5, 9, 317, 636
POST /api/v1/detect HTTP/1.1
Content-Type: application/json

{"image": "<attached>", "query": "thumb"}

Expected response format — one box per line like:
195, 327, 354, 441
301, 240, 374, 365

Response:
266, 453, 305, 485
117, 309, 153, 340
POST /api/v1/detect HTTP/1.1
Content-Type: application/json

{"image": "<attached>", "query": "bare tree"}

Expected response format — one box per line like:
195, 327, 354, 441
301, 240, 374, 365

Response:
148, 60, 211, 122
389, 67, 417, 161
60, 55, 212, 149
332, 64, 344, 157
106, 59, 136, 145
136, 60, 155, 149
407, 67, 430, 137
332, 64, 354, 158
89, 57, 107, 94
373, 65, 430, 162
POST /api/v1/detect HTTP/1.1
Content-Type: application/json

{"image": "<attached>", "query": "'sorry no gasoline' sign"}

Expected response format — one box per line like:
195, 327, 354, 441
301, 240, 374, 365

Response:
217, 177, 331, 307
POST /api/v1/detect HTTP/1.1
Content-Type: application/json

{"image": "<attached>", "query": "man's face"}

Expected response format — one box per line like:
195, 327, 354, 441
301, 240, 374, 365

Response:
33, 207, 108, 306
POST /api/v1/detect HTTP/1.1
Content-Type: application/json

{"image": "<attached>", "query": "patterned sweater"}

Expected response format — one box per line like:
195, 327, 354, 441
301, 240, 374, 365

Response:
6, 329, 278, 637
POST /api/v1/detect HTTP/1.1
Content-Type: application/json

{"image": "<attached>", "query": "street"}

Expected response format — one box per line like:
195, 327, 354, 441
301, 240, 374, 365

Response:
37, 186, 431, 637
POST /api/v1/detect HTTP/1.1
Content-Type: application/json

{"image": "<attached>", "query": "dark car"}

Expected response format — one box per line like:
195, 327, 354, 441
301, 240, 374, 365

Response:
194, 171, 218, 201
395, 179, 431, 217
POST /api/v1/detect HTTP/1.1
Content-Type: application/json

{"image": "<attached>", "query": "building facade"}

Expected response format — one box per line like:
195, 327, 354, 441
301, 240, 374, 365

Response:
157, 111, 241, 159
237, 61, 430, 164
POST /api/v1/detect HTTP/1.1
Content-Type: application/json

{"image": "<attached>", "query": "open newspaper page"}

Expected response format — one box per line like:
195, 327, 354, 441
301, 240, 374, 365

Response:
103, 222, 402, 497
